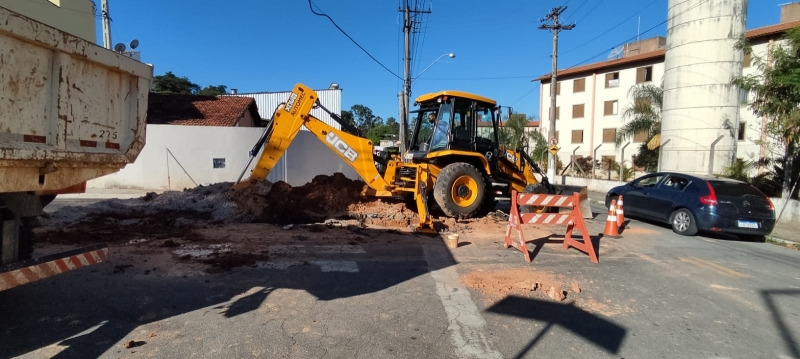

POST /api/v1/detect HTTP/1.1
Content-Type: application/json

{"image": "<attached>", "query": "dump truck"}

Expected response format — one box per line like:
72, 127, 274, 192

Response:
0, 3, 153, 291
234, 83, 588, 231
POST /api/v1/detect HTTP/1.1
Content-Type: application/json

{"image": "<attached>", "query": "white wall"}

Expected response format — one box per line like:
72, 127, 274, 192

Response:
89, 124, 360, 190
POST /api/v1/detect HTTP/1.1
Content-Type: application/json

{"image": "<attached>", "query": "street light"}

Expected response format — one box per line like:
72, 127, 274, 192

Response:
413, 53, 456, 80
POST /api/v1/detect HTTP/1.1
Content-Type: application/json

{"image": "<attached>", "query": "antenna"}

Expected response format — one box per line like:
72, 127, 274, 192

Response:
129, 39, 139, 50
113, 43, 126, 53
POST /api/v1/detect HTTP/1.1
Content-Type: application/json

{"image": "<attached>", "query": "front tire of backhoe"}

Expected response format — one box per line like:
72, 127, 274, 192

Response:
434, 163, 486, 218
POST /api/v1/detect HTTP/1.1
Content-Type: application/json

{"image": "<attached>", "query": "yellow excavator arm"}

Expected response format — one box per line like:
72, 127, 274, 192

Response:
233, 84, 392, 194
232, 84, 435, 232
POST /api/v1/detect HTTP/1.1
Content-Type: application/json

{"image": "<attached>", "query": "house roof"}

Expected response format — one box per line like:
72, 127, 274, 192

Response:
747, 20, 800, 40
147, 94, 262, 127
536, 21, 800, 83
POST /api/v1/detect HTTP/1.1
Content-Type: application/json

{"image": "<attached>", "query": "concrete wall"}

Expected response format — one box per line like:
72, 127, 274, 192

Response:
88, 125, 360, 191
0, 0, 97, 42
661, 0, 747, 175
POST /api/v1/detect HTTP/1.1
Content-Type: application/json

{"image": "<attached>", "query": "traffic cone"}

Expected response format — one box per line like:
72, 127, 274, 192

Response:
616, 195, 625, 230
603, 200, 621, 238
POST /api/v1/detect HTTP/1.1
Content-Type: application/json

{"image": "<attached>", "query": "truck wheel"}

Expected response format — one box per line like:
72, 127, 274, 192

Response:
0, 217, 34, 263
434, 163, 486, 218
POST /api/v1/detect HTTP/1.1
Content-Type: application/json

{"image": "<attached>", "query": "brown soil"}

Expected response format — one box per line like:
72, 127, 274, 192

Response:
461, 266, 573, 304
230, 173, 418, 227
34, 173, 508, 272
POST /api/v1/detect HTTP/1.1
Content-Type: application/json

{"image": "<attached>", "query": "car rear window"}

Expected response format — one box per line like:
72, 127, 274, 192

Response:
709, 181, 764, 197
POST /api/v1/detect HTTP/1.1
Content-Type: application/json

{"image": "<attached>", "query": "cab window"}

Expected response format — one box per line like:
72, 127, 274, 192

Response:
430, 104, 452, 151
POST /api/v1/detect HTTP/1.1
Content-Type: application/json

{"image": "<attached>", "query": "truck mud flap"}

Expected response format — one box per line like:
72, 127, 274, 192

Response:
0, 244, 107, 291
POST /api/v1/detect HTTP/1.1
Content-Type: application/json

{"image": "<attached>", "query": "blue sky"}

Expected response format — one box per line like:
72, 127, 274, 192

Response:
102, 0, 786, 121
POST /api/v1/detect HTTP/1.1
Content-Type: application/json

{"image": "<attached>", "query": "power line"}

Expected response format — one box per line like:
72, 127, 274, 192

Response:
562, 0, 711, 72
574, 0, 608, 25
561, 0, 659, 56
308, 0, 401, 80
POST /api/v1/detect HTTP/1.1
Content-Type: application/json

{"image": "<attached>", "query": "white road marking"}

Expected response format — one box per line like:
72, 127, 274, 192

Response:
421, 242, 503, 359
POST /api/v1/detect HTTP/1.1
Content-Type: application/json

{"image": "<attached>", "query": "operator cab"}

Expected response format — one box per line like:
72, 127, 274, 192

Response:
407, 90, 500, 167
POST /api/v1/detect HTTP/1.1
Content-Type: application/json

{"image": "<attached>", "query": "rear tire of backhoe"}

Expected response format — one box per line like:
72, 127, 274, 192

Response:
434, 163, 486, 218
520, 183, 554, 214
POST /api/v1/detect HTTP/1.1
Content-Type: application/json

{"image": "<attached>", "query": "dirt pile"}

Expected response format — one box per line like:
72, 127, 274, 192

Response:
229, 173, 416, 226
461, 267, 579, 304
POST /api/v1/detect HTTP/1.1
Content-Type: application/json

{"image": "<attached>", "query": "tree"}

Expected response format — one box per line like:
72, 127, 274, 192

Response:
199, 85, 228, 96
632, 142, 659, 172
350, 105, 379, 134
616, 83, 663, 149
152, 71, 200, 94
338, 110, 359, 135
734, 28, 800, 199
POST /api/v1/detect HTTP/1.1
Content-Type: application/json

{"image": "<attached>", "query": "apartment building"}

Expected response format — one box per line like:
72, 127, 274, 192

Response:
537, 3, 800, 176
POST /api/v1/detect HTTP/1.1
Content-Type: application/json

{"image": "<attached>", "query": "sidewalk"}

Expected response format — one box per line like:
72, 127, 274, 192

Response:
586, 191, 800, 244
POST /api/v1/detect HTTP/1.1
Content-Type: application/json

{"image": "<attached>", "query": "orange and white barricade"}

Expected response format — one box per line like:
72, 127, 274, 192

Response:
504, 191, 599, 263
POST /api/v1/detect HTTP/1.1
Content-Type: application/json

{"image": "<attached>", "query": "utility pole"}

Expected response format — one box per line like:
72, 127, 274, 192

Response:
539, 6, 574, 182
398, 1, 430, 154
101, 0, 112, 49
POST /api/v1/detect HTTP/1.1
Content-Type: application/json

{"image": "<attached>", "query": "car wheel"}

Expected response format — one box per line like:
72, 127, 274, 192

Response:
670, 208, 698, 236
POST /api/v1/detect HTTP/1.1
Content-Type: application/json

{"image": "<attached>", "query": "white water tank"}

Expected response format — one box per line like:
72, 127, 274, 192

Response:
660, 0, 747, 175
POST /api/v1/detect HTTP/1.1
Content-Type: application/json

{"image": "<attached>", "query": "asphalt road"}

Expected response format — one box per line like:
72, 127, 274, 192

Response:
1, 199, 798, 358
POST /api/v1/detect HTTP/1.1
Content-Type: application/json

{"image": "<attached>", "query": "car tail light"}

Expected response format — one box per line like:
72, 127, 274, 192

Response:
700, 182, 718, 206
768, 198, 775, 211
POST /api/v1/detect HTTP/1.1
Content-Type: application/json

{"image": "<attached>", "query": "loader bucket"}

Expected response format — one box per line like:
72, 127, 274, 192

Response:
551, 184, 592, 219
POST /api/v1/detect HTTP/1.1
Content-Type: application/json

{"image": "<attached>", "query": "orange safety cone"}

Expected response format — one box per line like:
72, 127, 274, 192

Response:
616, 195, 625, 229
603, 200, 621, 238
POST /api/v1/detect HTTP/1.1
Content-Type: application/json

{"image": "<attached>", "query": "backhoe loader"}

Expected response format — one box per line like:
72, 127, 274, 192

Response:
233, 83, 587, 232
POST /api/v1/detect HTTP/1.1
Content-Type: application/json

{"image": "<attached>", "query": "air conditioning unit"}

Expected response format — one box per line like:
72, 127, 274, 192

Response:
608, 79, 620, 88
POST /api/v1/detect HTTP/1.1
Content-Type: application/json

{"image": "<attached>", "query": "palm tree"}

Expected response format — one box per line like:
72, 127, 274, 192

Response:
615, 83, 663, 150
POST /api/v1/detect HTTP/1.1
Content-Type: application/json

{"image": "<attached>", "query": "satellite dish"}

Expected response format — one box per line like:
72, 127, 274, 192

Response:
608, 46, 623, 59
114, 43, 126, 53
129, 39, 139, 50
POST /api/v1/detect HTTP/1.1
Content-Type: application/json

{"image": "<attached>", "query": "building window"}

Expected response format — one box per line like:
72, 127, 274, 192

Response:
555, 106, 560, 120
605, 72, 620, 88
572, 104, 585, 119
603, 128, 616, 143
738, 122, 746, 141
739, 88, 749, 104
555, 131, 559, 143
554, 82, 561, 96
603, 100, 619, 116
743, 51, 752, 67
573, 78, 585, 93
636, 66, 653, 83
633, 131, 649, 142
213, 158, 226, 169
571, 130, 584, 144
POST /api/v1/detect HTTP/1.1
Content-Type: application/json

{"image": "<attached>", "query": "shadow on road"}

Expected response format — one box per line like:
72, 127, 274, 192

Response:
762, 289, 800, 359
0, 226, 454, 358
486, 295, 627, 358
